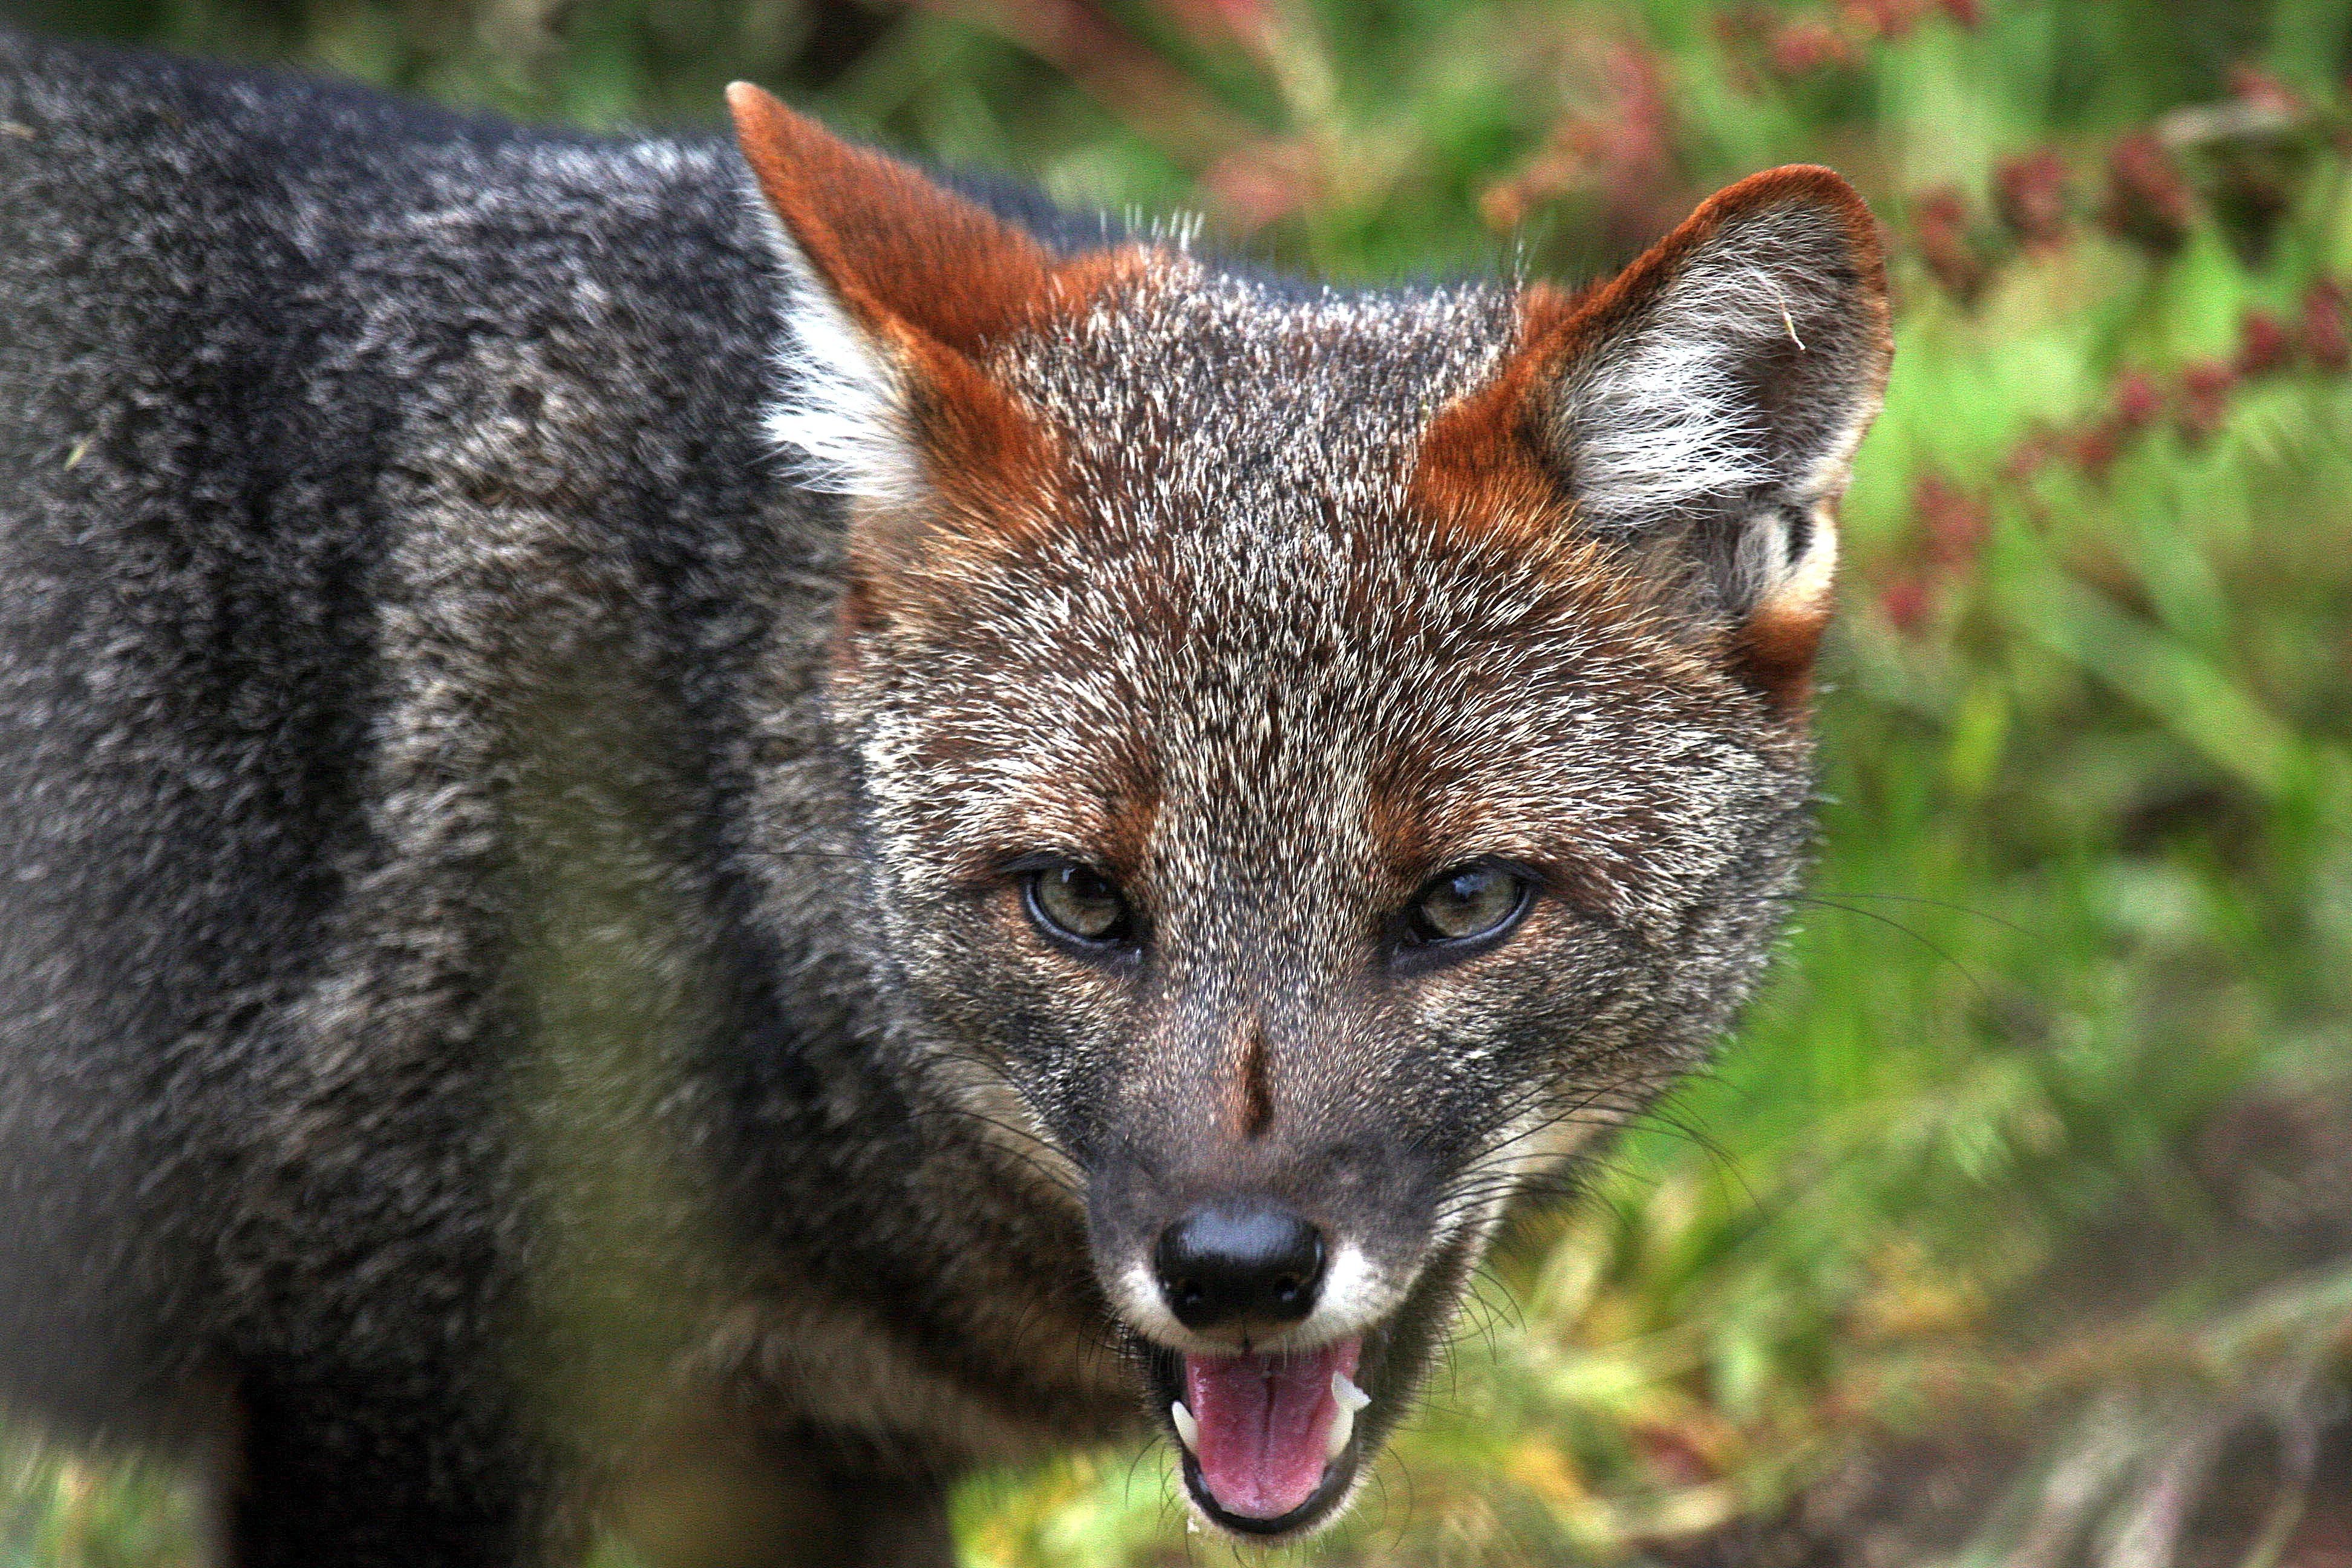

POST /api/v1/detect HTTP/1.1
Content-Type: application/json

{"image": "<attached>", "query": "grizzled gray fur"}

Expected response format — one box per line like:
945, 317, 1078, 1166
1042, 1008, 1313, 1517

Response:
0, 28, 1890, 1567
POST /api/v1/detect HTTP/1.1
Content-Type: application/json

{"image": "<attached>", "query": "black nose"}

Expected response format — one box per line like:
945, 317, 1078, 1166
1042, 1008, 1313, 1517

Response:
1153, 1201, 1327, 1332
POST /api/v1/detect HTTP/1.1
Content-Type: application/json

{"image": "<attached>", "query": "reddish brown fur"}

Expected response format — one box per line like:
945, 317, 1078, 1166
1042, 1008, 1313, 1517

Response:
1091, 774, 1164, 891
1228, 1019, 1273, 1140
1417, 166, 1886, 527
875, 327, 1067, 575
728, 82, 1126, 358
1525, 165, 1886, 419
1736, 603, 1832, 708
1406, 283, 1584, 557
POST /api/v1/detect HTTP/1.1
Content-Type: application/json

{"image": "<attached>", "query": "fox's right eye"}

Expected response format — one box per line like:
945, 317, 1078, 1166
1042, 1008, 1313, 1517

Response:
1395, 860, 1533, 958
1024, 862, 1137, 950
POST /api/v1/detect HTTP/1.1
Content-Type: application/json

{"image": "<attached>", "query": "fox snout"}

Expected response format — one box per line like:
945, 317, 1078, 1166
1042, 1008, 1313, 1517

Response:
1152, 1200, 1325, 1333
1085, 1101, 1436, 1342
1128, 1191, 1399, 1353
1088, 1150, 1419, 1534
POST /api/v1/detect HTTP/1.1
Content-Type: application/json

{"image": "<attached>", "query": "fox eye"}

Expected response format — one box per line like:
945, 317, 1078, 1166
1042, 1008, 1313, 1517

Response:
1402, 862, 1530, 950
1025, 862, 1137, 949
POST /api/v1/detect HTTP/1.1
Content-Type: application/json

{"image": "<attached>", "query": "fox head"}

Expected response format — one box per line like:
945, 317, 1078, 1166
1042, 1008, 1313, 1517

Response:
731, 85, 1889, 1539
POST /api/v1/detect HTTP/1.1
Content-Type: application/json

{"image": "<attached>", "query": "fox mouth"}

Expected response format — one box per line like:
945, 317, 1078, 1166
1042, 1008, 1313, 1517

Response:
1145, 1334, 1377, 1535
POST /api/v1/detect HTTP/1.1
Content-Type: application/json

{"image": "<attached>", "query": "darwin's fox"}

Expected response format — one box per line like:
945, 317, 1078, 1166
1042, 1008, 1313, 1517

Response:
0, 30, 1890, 1566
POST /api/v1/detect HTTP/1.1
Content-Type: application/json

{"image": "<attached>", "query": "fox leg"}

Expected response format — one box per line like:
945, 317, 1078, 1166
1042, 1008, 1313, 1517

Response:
771, 1476, 955, 1568
225, 1362, 567, 1568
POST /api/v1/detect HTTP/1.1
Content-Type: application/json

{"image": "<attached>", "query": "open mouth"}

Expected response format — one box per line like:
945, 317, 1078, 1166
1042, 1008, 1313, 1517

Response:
1151, 1336, 1373, 1534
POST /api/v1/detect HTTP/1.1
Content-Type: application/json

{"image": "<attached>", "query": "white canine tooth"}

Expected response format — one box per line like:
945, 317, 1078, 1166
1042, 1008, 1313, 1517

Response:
1170, 1400, 1200, 1453
1324, 1397, 1356, 1461
1325, 1371, 1370, 1461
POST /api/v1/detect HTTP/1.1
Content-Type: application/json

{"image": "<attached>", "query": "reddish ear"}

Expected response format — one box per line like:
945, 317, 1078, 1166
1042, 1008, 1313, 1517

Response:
1534, 165, 1890, 525
727, 82, 1157, 595
726, 83, 1094, 358
1420, 165, 1891, 705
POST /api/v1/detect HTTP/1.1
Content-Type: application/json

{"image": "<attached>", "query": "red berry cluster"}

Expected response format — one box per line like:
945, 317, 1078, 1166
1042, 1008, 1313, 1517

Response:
1901, 62, 2339, 301
1878, 474, 1992, 634
2060, 288, 2351, 475
1880, 287, 2351, 636
1904, 134, 2211, 302
1716, 0, 1979, 80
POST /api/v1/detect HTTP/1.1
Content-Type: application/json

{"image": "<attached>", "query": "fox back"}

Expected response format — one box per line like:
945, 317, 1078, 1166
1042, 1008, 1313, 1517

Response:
0, 31, 1888, 1567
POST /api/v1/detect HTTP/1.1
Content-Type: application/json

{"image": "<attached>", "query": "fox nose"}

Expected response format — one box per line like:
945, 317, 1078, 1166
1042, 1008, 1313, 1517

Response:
1153, 1200, 1327, 1333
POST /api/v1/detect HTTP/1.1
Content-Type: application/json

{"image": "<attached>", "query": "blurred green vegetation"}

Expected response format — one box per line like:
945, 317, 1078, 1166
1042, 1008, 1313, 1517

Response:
8, 1, 2352, 1564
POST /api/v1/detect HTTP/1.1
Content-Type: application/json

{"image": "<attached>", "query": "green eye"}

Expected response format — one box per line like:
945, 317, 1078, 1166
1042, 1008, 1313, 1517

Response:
1404, 863, 1530, 948
1025, 863, 1136, 948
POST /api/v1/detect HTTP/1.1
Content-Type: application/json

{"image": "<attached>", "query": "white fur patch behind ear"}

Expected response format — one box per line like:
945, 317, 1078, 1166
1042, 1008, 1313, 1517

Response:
1554, 205, 1870, 531
1779, 502, 1840, 614
1738, 501, 1841, 620
751, 211, 929, 508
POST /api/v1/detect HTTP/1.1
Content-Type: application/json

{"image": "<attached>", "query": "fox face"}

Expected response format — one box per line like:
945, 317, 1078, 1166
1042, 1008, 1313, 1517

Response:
731, 87, 1889, 1538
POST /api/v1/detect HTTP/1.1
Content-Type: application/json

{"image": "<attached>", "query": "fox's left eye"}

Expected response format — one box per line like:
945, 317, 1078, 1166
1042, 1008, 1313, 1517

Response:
1025, 861, 1138, 950
1401, 862, 1530, 950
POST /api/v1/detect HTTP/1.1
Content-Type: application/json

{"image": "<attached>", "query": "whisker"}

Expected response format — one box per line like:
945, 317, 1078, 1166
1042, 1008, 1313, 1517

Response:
1781, 886, 2030, 936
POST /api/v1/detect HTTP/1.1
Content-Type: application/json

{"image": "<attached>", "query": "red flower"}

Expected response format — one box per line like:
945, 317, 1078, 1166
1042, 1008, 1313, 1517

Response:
1879, 575, 1936, 635
2073, 420, 2124, 478
1913, 474, 1990, 569
1201, 138, 1317, 235
1912, 186, 1988, 302
2235, 309, 2293, 378
2100, 132, 2195, 253
1841, 0, 1927, 40
1768, 18, 1856, 76
2004, 432, 2058, 485
2112, 371, 2164, 430
2177, 360, 2236, 443
2304, 282, 2349, 372
1474, 40, 1686, 256
2224, 64, 2302, 117
1994, 151, 2071, 249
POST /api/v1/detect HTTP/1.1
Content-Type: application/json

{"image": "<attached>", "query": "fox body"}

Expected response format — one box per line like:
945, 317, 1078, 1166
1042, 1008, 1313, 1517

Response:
0, 30, 1890, 1567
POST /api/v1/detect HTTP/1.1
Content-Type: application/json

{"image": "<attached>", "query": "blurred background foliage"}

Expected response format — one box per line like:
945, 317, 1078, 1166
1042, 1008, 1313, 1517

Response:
8, 0, 2352, 1564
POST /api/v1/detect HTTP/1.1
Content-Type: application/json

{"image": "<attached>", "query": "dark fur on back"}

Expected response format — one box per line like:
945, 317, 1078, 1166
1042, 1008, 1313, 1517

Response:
0, 33, 1145, 1562
0, 33, 1887, 1566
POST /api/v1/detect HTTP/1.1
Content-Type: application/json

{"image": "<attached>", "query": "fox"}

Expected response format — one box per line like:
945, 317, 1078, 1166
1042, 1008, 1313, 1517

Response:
0, 27, 1892, 1568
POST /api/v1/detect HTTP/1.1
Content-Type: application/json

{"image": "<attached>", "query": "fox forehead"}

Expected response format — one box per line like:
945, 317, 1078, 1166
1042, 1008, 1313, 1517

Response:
840, 272, 1805, 915
858, 390, 1785, 935
867, 580, 1787, 956
993, 266, 1524, 519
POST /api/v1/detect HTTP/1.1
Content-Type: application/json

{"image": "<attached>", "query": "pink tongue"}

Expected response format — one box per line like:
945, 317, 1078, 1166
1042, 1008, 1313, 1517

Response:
1182, 1338, 1361, 1521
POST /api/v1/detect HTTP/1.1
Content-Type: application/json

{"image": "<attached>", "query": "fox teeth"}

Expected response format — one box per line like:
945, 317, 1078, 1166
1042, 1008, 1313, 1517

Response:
1326, 1371, 1371, 1460
1170, 1400, 1200, 1454
1324, 1399, 1355, 1462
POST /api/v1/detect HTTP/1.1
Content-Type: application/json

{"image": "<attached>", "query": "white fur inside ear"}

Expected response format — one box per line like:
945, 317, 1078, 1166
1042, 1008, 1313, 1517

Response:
754, 212, 929, 507
1741, 501, 1840, 618
1554, 207, 1859, 529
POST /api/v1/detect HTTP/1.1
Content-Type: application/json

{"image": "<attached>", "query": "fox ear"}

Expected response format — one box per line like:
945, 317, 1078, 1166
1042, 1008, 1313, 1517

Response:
1532, 166, 1890, 691
725, 83, 1127, 514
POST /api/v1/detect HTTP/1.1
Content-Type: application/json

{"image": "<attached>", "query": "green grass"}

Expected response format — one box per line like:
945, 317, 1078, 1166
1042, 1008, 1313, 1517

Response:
10, 1, 2352, 1563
